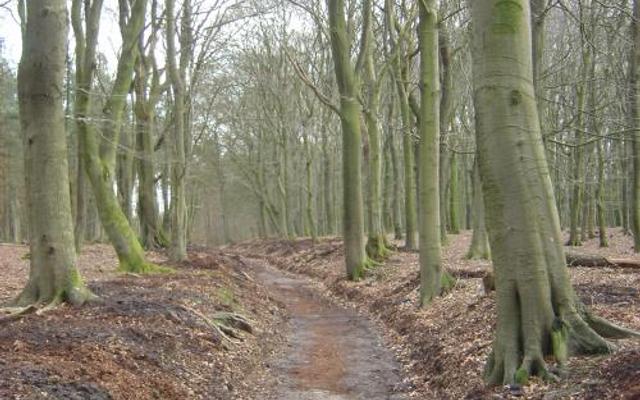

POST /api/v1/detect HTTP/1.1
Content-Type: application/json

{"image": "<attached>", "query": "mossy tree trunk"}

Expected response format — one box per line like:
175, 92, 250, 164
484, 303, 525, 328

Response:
16, 0, 93, 306
472, 0, 636, 386
362, 0, 388, 259
328, 0, 367, 280
72, 0, 163, 273
417, 0, 447, 306
133, 19, 168, 249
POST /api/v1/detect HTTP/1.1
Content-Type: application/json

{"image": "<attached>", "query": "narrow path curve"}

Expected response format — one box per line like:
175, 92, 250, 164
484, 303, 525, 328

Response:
247, 256, 407, 400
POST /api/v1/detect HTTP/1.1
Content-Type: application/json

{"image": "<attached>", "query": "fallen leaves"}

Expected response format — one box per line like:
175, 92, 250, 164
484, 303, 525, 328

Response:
0, 245, 288, 399
231, 230, 640, 399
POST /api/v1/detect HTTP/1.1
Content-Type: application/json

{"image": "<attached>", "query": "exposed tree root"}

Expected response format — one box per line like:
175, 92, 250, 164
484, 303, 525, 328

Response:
178, 305, 255, 346
484, 306, 638, 386
0, 305, 37, 322
582, 310, 640, 340
1, 286, 98, 322
212, 312, 255, 335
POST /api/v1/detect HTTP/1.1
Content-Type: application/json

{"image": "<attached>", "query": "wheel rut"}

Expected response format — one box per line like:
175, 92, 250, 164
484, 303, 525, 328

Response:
251, 258, 407, 400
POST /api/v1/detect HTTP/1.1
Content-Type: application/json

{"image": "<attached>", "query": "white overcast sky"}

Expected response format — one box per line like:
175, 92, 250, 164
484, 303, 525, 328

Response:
0, 0, 124, 69
0, 0, 311, 70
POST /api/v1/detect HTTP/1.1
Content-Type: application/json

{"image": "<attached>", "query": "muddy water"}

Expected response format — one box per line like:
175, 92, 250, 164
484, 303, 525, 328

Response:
254, 260, 407, 400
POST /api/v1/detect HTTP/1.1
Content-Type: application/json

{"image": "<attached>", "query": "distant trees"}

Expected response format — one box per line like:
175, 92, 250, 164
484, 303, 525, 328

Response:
0, 56, 22, 243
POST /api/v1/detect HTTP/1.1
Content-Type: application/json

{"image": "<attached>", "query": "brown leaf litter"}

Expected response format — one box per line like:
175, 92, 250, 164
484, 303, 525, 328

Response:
0, 244, 288, 400
229, 230, 640, 400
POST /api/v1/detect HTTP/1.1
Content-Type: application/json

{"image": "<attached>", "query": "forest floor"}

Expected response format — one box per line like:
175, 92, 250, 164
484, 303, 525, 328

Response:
228, 229, 640, 400
0, 230, 638, 399
0, 244, 289, 399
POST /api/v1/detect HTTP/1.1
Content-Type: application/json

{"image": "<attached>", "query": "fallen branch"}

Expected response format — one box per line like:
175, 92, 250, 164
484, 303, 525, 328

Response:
565, 251, 640, 269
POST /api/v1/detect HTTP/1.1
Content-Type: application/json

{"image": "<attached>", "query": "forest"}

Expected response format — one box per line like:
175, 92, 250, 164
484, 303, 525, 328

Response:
0, 0, 639, 398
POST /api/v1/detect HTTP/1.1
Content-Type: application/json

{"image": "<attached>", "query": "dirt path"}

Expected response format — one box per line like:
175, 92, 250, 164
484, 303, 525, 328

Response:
250, 257, 407, 400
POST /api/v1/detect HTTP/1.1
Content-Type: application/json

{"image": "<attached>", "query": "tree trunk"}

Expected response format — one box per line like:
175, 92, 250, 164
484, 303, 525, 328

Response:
322, 131, 335, 235
16, 0, 92, 306
568, 2, 593, 247
439, 28, 454, 244
467, 159, 491, 260
390, 114, 403, 240
73, 0, 164, 273
417, 0, 448, 306
449, 151, 460, 234
399, 80, 418, 250
328, 0, 367, 279
117, 111, 134, 222
631, 0, 640, 251
304, 135, 317, 242
166, 0, 187, 261
596, 139, 608, 247
363, 0, 387, 259
134, 55, 167, 249
471, 0, 636, 386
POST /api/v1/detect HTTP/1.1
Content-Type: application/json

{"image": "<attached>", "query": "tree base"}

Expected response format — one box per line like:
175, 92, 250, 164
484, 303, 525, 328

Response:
465, 248, 491, 260
366, 235, 392, 260
10, 279, 98, 310
118, 260, 174, 274
566, 238, 583, 246
347, 257, 382, 281
484, 306, 638, 386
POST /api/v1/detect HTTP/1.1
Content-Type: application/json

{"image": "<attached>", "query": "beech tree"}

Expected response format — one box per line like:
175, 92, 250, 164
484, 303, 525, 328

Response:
471, 0, 638, 385
14, 0, 93, 307
631, 0, 640, 252
71, 0, 166, 273
417, 0, 444, 306
327, 0, 368, 279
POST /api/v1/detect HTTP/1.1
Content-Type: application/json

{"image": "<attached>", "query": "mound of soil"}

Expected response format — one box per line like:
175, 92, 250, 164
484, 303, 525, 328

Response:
0, 245, 287, 399
229, 231, 640, 399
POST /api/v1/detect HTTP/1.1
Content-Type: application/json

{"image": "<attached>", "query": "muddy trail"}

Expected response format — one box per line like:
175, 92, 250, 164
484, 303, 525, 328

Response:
247, 256, 407, 400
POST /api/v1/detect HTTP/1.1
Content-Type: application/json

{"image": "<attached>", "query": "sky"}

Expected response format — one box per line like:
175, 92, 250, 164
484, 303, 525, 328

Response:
0, 0, 312, 74
0, 0, 123, 69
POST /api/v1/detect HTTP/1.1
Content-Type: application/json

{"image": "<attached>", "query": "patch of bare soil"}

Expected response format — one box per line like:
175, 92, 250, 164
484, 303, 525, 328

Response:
0, 245, 287, 399
230, 230, 640, 399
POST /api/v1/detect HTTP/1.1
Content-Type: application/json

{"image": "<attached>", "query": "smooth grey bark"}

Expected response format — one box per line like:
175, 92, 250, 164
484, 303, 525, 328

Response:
631, 0, 640, 251
471, 0, 635, 386
166, 0, 188, 261
417, 0, 447, 306
16, 0, 92, 306
328, 0, 367, 279
466, 159, 491, 260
